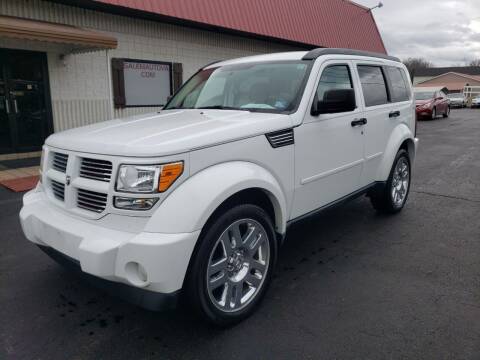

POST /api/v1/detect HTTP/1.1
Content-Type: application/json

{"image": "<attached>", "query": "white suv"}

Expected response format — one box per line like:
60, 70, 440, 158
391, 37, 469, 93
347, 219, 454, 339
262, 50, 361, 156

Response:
20, 49, 418, 325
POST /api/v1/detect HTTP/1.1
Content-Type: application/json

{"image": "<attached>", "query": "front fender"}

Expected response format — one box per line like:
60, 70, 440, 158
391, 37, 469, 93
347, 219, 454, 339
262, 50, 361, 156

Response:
376, 123, 416, 181
144, 161, 288, 234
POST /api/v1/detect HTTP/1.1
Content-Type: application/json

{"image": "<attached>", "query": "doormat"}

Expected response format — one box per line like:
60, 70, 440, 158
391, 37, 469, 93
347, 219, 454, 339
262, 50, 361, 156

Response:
0, 157, 40, 170
0, 176, 39, 192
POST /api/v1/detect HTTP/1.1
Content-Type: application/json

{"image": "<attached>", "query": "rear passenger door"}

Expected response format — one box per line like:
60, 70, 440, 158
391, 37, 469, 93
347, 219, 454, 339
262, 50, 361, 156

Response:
355, 63, 410, 186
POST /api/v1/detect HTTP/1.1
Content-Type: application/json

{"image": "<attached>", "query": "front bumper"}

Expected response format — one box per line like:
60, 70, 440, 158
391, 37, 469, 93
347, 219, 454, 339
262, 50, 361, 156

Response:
416, 108, 432, 117
20, 187, 200, 310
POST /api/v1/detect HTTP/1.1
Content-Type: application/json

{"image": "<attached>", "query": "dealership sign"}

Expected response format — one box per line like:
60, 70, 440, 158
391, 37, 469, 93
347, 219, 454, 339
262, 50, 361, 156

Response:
123, 61, 172, 106
111, 58, 182, 108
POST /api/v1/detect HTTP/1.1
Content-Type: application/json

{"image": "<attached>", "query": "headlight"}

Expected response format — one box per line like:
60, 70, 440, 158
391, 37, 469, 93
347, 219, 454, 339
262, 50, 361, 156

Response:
116, 162, 183, 193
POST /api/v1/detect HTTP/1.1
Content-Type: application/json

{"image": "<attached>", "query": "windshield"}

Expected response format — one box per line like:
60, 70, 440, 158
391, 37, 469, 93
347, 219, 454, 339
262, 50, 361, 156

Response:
414, 91, 434, 100
448, 93, 463, 99
164, 61, 311, 113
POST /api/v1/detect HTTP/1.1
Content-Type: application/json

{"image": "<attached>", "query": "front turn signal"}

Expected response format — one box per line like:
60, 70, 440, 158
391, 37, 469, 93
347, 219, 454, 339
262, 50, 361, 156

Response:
158, 162, 184, 192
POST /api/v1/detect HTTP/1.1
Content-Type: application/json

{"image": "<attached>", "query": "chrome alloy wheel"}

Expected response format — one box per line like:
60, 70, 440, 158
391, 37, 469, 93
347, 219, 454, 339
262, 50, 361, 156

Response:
391, 157, 410, 207
206, 218, 270, 313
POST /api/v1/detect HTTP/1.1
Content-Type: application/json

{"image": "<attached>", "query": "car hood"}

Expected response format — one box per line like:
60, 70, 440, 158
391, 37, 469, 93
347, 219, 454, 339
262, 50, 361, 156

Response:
46, 109, 293, 156
415, 100, 433, 106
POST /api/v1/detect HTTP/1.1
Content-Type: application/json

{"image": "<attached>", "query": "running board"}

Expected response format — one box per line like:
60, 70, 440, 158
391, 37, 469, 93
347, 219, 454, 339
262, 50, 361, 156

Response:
287, 181, 386, 228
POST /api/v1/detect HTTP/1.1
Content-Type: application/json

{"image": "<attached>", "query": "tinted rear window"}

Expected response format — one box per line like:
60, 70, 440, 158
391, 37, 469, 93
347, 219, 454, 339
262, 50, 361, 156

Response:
386, 67, 410, 102
357, 65, 389, 107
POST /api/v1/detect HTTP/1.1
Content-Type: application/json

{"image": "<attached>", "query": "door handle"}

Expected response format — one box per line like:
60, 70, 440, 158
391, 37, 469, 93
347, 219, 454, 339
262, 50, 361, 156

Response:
351, 118, 367, 127
389, 110, 400, 118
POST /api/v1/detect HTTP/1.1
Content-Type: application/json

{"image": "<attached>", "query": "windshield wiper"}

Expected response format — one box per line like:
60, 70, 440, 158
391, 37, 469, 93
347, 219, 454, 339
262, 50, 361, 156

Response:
195, 105, 249, 111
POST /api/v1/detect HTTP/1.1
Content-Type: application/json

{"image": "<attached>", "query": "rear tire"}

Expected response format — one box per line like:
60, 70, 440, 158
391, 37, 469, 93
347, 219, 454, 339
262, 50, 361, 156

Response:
431, 107, 436, 120
370, 149, 411, 214
184, 204, 277, 327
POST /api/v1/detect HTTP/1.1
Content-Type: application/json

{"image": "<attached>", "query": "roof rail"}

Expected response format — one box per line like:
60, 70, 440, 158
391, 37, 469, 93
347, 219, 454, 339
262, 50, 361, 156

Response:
302, 48, 400, 62
202, 59, 223, 69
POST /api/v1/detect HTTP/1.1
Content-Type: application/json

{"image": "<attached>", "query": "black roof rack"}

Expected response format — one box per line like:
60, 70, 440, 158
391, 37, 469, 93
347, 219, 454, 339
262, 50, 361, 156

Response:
202, 59, 223, 68
302, 48, 400, 62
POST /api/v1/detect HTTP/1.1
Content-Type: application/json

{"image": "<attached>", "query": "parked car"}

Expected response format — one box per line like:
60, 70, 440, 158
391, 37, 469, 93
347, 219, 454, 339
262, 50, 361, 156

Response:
20, 49, 418, 326
414, 88, 450, 119
471, 96, 480, 108
447, 93, 467, 108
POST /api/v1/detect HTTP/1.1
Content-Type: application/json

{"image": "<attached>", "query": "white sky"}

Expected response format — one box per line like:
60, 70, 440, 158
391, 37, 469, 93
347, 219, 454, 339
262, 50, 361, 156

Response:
357, 0, 480, 66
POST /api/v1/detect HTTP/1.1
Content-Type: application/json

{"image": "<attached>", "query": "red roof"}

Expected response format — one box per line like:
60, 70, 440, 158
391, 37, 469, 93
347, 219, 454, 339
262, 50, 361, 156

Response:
87, 0, 386, 53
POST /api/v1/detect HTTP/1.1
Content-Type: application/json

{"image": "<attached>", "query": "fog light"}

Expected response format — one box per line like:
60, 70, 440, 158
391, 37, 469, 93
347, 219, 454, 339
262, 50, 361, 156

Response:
125, 262, 149, 287
114, 196, 158, 210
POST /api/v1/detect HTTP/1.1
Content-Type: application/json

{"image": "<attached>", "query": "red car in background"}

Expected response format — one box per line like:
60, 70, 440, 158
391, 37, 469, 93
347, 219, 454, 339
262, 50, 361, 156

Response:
414, 87, 450, 120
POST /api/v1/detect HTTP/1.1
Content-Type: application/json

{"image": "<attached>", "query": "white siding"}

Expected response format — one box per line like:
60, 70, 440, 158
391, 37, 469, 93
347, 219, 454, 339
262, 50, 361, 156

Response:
0, 0, 302, 131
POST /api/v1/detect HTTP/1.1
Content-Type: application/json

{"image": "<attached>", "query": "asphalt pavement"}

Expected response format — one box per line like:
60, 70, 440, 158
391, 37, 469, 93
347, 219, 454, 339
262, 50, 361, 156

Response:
1, 109, 479, 360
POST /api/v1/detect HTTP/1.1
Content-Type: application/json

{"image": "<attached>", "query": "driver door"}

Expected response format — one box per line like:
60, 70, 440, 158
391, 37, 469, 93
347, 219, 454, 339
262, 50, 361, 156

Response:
291, 61, 366, 219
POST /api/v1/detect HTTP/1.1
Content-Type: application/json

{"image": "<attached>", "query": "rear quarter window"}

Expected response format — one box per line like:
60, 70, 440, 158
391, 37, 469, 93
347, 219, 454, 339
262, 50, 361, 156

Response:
386, 66, 410, 102
357, 65, 389, 107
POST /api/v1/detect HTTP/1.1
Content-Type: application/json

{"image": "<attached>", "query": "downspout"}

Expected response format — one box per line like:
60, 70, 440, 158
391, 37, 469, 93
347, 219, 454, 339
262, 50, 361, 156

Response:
105, 49, 114, 120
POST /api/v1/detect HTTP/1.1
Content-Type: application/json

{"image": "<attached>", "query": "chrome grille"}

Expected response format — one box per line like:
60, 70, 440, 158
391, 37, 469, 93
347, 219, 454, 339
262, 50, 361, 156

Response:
51, 180, 65, 201
52, 152, 68, 172
80, 158, 113, 182
77, 189, 108, 213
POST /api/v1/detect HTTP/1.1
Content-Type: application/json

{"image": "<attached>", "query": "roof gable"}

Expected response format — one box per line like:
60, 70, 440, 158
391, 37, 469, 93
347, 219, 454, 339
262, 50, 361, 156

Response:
415, 66, 480, 77
418, 72, 480, 85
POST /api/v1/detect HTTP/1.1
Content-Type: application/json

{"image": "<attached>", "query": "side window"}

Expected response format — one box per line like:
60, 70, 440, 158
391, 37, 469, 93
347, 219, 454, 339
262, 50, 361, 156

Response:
357, 65, 389, 107
316, 65, 353, 101
386, 66, 410, 102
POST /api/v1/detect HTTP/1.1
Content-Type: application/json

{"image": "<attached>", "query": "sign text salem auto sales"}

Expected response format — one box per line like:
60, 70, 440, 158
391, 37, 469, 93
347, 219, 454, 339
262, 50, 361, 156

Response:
123, 61, 171, 106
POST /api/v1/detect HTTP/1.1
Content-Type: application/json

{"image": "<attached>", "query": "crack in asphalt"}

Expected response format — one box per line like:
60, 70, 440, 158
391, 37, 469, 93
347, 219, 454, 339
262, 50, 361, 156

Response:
412, 190, 480, 204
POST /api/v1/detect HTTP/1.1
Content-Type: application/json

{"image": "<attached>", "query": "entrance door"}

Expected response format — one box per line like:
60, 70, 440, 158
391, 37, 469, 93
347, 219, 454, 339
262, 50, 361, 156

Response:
0, 49, 52, 154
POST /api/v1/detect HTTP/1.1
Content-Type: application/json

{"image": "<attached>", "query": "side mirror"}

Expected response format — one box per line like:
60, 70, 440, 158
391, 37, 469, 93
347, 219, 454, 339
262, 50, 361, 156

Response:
311, 89, 356, 116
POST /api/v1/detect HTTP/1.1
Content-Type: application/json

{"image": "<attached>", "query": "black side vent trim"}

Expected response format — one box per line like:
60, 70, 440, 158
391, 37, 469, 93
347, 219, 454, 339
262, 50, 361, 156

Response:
266, 129, 294, 148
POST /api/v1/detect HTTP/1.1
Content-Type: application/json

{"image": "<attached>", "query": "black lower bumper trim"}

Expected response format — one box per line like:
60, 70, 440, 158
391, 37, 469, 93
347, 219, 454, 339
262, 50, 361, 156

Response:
38, 245, 180, 311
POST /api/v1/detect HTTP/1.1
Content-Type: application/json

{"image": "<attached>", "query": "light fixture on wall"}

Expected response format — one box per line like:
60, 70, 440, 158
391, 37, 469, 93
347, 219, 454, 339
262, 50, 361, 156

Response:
367, 2, 383, 12
58, 53, 71, 67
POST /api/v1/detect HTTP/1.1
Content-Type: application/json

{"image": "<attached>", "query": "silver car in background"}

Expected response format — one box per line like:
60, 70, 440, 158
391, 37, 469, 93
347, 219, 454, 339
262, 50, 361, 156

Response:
447, 93, 466, 108
471, 96, 480, 108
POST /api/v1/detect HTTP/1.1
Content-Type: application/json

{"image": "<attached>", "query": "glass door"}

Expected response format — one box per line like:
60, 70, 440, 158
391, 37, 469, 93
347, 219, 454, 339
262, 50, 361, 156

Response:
0, 49, 52, 154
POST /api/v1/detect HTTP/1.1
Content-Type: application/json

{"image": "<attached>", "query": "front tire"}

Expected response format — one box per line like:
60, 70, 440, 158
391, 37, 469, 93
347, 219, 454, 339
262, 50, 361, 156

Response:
443, 106, 450, 118
431, 107, 437, 120
184, 204, 277, 326
370, 149, 411, 214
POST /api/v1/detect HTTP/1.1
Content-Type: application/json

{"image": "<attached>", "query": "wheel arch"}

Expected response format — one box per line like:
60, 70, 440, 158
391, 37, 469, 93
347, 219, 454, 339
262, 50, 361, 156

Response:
376, 124, 416, 181
144, 161, 288, 235
399, 137, 416, 164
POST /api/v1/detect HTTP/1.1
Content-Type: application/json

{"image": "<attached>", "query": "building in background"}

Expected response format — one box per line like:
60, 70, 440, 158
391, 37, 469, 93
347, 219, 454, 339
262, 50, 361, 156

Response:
413, 67, 480, 93
0, 0, 385, 156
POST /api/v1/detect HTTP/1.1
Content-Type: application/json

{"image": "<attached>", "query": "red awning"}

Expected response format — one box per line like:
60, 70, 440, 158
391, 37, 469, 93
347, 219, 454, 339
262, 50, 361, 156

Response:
0, 15, 118, 50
